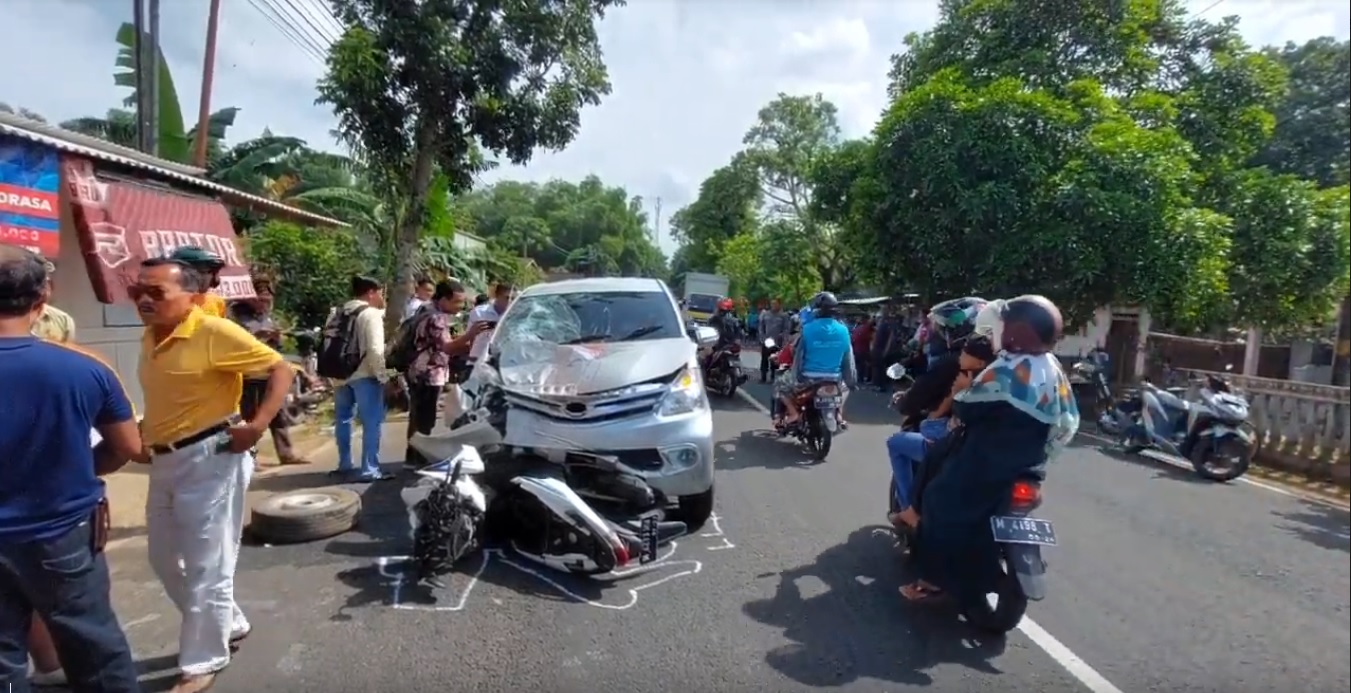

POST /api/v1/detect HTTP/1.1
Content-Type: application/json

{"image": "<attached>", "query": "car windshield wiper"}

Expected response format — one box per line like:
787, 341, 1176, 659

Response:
561, 333, 611, 344
559, 325, 665, 345
615, 325, 664, 341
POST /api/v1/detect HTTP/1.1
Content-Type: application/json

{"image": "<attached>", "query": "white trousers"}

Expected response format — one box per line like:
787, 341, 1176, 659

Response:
145, 437, 254, 676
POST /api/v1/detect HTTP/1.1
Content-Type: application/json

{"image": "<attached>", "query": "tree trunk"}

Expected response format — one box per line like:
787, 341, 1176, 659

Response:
386, 120, 440, 331
1334, 293, 1350, 387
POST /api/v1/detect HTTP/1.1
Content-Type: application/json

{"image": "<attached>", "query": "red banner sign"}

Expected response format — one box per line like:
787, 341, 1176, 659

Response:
63, 157, 255, 304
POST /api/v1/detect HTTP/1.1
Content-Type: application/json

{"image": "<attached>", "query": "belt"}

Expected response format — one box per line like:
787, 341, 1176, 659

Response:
149, 419, 235, 455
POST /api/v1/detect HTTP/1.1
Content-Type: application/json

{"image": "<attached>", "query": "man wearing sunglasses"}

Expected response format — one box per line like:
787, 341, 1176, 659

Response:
132, 257, 294, 693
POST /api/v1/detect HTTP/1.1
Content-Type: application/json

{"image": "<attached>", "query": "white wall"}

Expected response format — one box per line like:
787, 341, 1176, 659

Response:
49, 185, 146, 409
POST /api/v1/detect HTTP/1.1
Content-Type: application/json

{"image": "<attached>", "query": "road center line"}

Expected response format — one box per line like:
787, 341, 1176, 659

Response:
730, 387, 1126, 693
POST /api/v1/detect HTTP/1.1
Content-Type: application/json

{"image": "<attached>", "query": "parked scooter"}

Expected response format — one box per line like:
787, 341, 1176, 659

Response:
1120, 366, 1254, 481
406, 389, 687, 582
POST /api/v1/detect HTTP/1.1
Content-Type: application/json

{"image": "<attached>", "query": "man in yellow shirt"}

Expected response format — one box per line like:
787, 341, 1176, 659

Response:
169, 245, 228, 318
31, 258, 76, 342
132, 256, 293, 693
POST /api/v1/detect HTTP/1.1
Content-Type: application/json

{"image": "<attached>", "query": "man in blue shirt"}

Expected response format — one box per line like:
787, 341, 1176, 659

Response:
0, 244, 144, 693
778, 292, 858, 426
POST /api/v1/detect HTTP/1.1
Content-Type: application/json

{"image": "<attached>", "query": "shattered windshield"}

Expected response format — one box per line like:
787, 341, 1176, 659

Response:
495, 291, 683, 351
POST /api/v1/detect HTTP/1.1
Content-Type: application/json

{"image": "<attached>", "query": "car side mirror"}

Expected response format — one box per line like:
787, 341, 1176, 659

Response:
694, 325, 719, 348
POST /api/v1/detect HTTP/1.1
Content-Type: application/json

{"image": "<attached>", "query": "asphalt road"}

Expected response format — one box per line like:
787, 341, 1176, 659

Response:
105, 359, 1350, 693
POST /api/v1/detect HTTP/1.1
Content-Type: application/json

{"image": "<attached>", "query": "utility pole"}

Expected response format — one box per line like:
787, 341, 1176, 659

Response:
193, 0, 223, 167
132, 0, 150, 153
652, 197, 662, 246
147, 0, 161, 156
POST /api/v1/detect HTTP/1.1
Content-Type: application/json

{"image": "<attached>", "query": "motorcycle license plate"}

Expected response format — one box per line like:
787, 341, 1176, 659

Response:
815, 395, 841, 408
990, 516, 1057, 546
638, 515, 659, 564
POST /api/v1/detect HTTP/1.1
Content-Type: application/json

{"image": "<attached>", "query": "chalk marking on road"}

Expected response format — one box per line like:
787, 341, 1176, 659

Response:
120, 613, 160, 630
376, 541, 706, 612
699, 512, 736, 550
734, 386, 1128, 693
1077, 431, 1349, 511
376, 553, 489, 612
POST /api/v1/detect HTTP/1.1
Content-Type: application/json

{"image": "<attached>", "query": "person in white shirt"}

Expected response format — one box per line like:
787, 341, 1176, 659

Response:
466, 283, 513, 361
404, 278, 434, 318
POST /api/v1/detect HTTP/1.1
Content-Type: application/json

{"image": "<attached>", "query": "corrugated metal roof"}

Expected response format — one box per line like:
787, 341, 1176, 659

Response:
0, 111, 347, 228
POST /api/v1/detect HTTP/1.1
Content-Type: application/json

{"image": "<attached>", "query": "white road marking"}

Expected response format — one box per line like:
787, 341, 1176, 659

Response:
731, 387, 1127, 693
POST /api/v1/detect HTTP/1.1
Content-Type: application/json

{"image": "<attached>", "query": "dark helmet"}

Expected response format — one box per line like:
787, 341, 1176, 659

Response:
928, 296, 987, 347
999, 295, 1063, 355
810, 291, 841, 318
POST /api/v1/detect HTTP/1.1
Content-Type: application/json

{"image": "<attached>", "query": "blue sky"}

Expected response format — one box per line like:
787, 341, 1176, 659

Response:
3, 0, 1347, 254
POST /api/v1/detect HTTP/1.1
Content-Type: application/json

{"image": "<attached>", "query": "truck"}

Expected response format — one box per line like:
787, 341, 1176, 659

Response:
682, 272, 730, 323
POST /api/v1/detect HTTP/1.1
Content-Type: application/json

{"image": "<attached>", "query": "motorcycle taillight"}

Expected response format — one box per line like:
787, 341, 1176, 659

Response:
1010, 481, 1042, 510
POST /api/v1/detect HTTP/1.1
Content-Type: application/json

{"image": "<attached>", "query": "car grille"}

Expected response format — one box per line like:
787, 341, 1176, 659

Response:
503, 382, 667, 423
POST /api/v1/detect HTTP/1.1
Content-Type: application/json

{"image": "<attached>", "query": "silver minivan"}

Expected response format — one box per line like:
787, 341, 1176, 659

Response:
460, 277, 719, 528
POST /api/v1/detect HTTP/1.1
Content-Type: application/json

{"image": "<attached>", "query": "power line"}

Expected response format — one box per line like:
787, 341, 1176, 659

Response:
297, 0, 347, 40
245, 0, 326, 65
275, 0, 339, 50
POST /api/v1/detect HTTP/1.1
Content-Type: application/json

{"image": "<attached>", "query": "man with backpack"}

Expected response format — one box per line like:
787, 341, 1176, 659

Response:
388, 280, 491, 468
317, 275, 392, 482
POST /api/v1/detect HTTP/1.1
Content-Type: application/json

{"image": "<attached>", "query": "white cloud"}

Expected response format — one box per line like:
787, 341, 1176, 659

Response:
2, 0, 1347, 255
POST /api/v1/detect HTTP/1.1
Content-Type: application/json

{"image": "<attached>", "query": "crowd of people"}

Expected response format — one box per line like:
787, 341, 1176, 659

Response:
0, 237, 517, 693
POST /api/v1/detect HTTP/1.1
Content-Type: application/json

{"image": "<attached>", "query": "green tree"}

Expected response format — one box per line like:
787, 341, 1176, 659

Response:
318, 0, 622, 323
667, 155, 761, 274
1252, 38, 1351, 187
247, 220, 367, 327
741, 93, 855, 291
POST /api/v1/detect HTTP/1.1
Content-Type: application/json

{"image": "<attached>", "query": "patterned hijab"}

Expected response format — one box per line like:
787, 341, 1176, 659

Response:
957, 351, 1080, 461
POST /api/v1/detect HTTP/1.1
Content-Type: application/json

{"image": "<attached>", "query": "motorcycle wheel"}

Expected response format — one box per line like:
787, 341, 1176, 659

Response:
805, 413, 832, 461
963, 562, 1029, 634
1189, 435, 1253, 482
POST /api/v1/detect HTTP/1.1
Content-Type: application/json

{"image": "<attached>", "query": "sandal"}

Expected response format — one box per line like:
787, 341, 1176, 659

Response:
899, 581, 946, 603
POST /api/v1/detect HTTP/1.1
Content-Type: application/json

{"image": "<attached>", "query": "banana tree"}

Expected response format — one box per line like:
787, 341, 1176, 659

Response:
109, 22, 237, 163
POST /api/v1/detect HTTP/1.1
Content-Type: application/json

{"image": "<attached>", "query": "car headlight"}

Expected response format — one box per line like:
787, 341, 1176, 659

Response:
657, 362, 708, 417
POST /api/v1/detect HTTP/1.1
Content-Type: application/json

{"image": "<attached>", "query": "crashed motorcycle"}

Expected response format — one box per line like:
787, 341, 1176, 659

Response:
405, 386, 688, 583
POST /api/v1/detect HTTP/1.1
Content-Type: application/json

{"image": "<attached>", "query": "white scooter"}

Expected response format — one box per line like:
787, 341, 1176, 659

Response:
406, 411, 682, 580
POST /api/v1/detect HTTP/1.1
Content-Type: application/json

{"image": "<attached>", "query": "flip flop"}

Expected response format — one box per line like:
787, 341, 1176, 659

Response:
899, 582, 946, 603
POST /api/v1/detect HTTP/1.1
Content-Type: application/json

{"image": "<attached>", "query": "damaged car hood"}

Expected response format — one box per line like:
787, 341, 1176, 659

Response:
491, 338, 695, 395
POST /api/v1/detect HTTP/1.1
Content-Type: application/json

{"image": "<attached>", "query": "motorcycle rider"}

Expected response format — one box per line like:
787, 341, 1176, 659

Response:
703, 298, 742, 373
774, 292, 857, 428
757, 299, 791, 383
885, 297, 988, 529
898, 295, 1080, 604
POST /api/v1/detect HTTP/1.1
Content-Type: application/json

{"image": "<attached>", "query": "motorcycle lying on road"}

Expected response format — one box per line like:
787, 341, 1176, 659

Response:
703, 341, 747, 397
1073, 361, 1254, 482
406, 385, 688, 583
765, 340, 842, 462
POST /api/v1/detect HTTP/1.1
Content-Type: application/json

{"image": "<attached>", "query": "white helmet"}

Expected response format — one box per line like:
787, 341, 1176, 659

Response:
973, 299, 1006, 347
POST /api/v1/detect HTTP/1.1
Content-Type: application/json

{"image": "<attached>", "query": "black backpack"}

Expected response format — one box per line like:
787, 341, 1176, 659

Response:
316, 305, 371, 379
386, 306, 434, 373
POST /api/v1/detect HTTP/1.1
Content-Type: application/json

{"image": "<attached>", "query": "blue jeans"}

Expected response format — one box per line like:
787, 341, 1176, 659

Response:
334, 377, 386, 478
0, 521, 141, 693
887, 418, 950, 511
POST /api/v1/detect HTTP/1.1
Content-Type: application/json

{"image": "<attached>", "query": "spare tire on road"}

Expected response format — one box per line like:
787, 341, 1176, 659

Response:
250, 487, 361, 544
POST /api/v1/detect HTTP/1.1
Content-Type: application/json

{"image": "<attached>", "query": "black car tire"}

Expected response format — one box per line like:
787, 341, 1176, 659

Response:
675, 487, 715, 531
